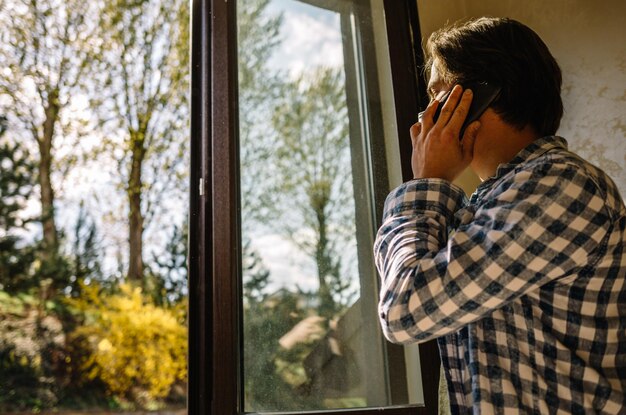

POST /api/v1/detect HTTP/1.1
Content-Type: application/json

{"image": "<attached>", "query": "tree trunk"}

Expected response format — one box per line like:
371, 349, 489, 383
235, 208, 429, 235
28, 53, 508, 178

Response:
316, 218, 333, 317
127, 133, 146, 281
312, 183, 334, 318
38, 89, 60, 260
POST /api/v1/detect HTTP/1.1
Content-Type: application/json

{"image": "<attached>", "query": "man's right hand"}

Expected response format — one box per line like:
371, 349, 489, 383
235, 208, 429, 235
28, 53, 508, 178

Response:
410, 85, 481, 182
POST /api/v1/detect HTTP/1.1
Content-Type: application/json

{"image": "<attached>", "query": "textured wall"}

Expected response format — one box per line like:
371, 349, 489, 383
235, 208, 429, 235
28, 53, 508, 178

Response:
416, 0, 626, 198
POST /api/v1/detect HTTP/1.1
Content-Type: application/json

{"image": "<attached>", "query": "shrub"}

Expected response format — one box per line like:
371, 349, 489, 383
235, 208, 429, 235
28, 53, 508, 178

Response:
0, 290, 67, 412
68, 283, 187, 405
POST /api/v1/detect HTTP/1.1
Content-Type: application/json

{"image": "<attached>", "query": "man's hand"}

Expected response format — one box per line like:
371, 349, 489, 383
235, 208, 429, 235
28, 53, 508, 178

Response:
410, 85, 481, 181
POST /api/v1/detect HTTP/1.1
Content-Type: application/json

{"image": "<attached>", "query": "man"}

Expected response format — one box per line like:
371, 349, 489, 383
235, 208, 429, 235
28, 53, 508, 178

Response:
374, 17, 625, 414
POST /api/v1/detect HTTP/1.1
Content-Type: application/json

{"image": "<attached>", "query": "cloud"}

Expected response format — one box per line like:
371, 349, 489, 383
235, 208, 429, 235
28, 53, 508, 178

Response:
251, 233, 318, 292
268, 7, 344, 79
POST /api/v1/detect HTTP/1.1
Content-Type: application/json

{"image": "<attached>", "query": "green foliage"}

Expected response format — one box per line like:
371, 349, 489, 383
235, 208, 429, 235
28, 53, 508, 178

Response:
0, 117, 32, 232
242, 239, 270, 305
0, 233, 37, 293
149, 222, 188, 306
242, 241, 288, 410
71, 204, 102, 286
242, 251, 321, 411
0, 117, 37, 293
67, 283, 187, 407
0, 344, 56, 411
18, 207, 103, 298
243, 242, 336, 412
34, 252, 72, 296
0, 291, 69, 412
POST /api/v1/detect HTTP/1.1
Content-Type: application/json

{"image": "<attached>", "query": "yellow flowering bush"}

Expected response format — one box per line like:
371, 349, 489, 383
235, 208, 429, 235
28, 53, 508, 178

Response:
68, 283, 187, 402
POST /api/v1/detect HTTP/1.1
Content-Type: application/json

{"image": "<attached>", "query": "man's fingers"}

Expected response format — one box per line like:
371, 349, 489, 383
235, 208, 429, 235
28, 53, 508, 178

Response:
446, 88, 474, 134
410, 122, 421, 145
435, 85, 463, 126
420, 97, 441, 130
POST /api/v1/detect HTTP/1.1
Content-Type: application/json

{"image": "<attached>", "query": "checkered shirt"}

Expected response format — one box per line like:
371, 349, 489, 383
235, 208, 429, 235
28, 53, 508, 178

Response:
374, 136, 626, 414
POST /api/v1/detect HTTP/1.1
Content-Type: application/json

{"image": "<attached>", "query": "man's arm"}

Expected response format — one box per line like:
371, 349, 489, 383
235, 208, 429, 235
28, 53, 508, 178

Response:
374, 160, 610, 344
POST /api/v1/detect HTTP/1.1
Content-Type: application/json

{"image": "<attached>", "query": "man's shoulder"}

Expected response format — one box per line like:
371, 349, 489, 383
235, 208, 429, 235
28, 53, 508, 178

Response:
519, 144, 625, 216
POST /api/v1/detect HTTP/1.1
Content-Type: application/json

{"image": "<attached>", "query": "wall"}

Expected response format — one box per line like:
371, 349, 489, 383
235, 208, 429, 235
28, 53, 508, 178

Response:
416, 0, 626, 197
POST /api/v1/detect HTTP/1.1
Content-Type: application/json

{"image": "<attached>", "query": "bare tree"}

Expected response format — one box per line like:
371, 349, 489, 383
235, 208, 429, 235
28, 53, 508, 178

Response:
94, 0, 189, 282
0, 0, 101, 261
271, 68, 356, 318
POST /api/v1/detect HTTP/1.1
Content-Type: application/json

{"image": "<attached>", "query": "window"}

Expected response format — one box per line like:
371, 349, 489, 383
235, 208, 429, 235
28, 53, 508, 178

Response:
188, 0, 440, 413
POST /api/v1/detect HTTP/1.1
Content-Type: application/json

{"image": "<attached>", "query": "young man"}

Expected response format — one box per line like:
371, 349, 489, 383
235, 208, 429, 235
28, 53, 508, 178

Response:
374, 17, 625, 414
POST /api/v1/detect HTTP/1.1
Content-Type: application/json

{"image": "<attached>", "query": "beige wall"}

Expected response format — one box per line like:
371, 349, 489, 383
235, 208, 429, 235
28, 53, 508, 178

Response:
416, 0, 626, 197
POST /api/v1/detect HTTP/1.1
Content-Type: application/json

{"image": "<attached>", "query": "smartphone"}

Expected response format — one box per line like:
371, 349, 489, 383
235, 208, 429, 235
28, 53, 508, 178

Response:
418, 81, 501, 138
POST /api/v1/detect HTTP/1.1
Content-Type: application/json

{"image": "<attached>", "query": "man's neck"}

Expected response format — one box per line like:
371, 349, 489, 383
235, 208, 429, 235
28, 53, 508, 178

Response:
472, 111, 540, 181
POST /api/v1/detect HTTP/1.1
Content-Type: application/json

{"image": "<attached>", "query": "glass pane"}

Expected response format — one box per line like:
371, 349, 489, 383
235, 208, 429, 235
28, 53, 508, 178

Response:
237, 0, 423, 411
0, 0, 189, 412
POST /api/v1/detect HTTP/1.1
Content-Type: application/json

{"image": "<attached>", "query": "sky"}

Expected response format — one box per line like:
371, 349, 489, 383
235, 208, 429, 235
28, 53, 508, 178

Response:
266, 0, 344, 80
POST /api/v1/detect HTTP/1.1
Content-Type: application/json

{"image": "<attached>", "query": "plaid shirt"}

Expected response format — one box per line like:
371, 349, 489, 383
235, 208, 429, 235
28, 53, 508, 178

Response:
374, 136, 626, 414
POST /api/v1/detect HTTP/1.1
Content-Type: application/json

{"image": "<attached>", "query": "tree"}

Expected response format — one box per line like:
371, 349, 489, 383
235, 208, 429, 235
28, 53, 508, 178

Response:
0, 0, 101, 262
270, 68, 356, 319
150, 222, 188, 305
242, 239, 270, 305
68, 202, 102, 294
0, 116, 36, 292
94, 0, 189, 282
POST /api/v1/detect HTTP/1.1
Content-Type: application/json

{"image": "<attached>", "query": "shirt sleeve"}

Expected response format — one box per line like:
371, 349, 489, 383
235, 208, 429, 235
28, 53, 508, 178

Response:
374, 162, 611, 344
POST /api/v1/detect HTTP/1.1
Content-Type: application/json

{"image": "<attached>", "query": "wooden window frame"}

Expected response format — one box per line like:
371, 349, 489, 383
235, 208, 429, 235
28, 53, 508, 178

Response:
188, 0, 438, 413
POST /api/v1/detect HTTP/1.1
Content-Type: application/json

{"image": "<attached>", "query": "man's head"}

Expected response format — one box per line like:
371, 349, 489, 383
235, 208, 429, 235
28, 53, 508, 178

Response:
425, 17, 563, 137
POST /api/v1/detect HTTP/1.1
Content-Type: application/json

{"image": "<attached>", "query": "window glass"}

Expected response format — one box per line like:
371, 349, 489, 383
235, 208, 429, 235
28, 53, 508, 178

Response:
237, 0, 423, 411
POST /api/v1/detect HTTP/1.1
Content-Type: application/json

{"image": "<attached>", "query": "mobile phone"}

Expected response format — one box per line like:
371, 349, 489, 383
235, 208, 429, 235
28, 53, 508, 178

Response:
418, 81, 501, 138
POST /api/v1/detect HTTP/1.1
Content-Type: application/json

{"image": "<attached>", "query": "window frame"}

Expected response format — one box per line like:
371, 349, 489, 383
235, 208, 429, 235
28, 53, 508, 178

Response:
188, 0, 439, 413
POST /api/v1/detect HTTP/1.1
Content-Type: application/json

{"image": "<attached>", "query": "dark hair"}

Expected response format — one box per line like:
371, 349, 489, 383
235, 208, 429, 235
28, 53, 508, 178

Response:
425, 17, 563, 136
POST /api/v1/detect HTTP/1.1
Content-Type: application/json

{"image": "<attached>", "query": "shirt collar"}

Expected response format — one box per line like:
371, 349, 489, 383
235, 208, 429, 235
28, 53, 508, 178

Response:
476, 136, 568, 193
